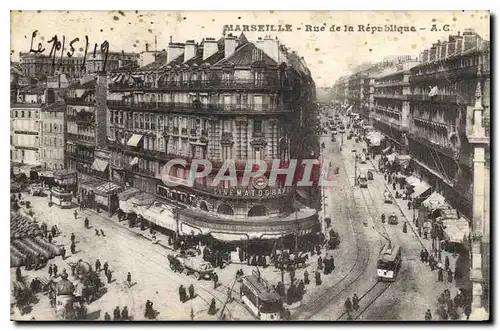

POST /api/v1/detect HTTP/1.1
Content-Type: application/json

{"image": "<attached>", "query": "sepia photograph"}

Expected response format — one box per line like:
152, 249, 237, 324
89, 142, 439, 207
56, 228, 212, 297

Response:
9, 10, 490, 322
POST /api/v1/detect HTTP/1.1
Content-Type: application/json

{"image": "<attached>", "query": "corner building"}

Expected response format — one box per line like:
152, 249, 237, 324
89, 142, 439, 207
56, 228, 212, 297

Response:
107, 34, 319, 243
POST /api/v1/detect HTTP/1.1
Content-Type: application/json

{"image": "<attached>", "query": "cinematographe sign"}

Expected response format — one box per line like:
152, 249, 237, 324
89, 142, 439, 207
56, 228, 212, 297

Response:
212, 186, 291, 198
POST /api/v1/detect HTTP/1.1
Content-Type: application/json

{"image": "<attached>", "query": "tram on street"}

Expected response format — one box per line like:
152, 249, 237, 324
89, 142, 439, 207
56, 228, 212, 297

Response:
358, 173, 368, 188
240, 270, 283, 320
50, 187, 73, 208
376, 244, 402, 282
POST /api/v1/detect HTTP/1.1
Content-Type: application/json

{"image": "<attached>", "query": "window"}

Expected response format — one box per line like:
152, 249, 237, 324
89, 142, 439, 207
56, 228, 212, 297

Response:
217, 204, 234, 215
28, 111, 31, 118
253, 95, 263, 111
21, 111, 25, 118
224, 95, 231, 111
248, 205, 268, 217
222, 145, 232, 160
253, 120, 262, 136
223, 120, 232, 133
254, 147, 262, 160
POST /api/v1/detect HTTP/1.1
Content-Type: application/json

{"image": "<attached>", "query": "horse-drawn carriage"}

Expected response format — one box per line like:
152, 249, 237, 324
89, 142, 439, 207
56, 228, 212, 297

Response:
383, 190, 393, 204
168, 254, 214, 280
273, 251, 309, 270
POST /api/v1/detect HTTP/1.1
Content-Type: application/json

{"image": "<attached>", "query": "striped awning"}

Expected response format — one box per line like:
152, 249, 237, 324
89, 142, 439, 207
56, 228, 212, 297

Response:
91, 159, 109, 172
127, 134, 143, 147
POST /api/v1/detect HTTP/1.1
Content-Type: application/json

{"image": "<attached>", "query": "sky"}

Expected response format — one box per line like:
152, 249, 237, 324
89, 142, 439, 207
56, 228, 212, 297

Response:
11, 10, 490, 87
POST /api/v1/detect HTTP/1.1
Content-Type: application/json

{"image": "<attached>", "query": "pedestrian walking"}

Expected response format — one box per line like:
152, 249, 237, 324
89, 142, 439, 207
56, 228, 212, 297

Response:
304, 270, 310, 285
103, 262, 109, 274
179, 285, 187, 303
48, 233, 53, 244
464, 304, 471, 320
420, 250, 425, 262
70, 242, 76, 254
48, 264, 53, 278
425, 309, 432, 321
51, 226, 57, 238
290, 268, 296, 283
113, 306, 120, 320
213, 272, 219, 289
423, 230, 428, 240
445, 256, 450, 270
106, 270, 112, 284
127, 272, 132, 287
100, 229, 105, 236
121, 306, 129, 321
84, 217, 89, 229
317, 256, 323, 270
352, 294, 359, 310
344, 297, 352, 314
447, 269, 453, 283
60, 246, 66, 260
70, 233, 75, 244
74, 210, 78, 220
95, 229, 100, 236
95, 259, 101, 272
208, 298, 217, 315
315, 271, 322, 286
418, 226, 422, 237
104, 312, 111, 321
392, 182, 396, 190
438, 269, 444, 282
188, 284, 194, 299
403, 222, 408, 233
15, 267, 22, 282
53, 264, 58, 277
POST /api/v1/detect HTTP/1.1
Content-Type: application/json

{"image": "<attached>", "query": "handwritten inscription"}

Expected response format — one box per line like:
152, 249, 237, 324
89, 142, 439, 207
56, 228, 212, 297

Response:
29, 30, 109, 71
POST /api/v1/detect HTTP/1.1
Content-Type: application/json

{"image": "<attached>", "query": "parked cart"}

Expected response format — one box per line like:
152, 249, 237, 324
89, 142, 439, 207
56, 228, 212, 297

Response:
168, 254, 214, 280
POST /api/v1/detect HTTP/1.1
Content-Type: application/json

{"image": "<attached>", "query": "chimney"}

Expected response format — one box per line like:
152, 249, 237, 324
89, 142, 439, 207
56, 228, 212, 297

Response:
255, 35, 281, 63
203, 38, 218, 60
184, 40, 197, 63
224, 34, 237, 59
167, 41, 184, 64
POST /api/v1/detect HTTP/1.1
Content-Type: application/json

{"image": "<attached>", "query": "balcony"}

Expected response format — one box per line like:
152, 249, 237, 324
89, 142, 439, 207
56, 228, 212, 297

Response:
123, 164, 156, 177
106, 100, 286, 115
375, 81, 410, 88
66, 98, 97, 106
181, 128, 188, 136
411, 65, 479, 83
373, 94, 408, 100
109, 79, 284, 92
66, 151, 93, 163
409, 94, 464, 104
66, 133, 95, 146
66, 114, 96, 124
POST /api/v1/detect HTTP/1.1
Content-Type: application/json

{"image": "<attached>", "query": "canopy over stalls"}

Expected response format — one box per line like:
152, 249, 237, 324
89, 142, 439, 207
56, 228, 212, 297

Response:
143, 201, 177, 232
442, 217, 470, 243
411, 181, 432, 200
421, 192, 447, 210
93, 181, 122, 196
396, 155, 411, 167
387, 153, 398, 163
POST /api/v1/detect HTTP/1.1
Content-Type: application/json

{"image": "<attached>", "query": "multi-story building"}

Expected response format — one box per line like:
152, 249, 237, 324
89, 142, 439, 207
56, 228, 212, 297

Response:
372, 59, 419, 153
11, 90, 44, 165
65, 75, 109, 181
20, 52, 84, 80
408, 29, 490, 220
85, 51, 139, 74
106, 33, 318, 242
332, 75, 349, 109
40, 101, 66, 170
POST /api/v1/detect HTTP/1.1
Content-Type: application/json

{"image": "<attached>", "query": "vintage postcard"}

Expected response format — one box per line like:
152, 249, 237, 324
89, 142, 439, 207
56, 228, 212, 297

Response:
10, 10, 490, 321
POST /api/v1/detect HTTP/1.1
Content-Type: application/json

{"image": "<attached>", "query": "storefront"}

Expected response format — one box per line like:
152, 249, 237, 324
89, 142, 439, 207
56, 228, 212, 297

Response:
93, 182, 123, 213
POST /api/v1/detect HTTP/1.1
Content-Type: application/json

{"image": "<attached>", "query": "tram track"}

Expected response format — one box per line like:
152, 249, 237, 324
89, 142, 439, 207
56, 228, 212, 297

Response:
291, 140, 372, 320
78, 209, 251, 320
337, 281, 391, 320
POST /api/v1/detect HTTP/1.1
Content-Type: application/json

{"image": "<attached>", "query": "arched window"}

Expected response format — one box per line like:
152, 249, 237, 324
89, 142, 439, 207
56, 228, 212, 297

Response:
217, 204, 234, 215
248, 205, 268, 217
200, 201, 209, 212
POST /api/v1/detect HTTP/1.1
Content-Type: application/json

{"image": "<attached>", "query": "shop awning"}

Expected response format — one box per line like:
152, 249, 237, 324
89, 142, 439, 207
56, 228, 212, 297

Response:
442, 217, 470, 243
91, 159, 109, 172
210, 232, 250, 242
421, 192, 447, 209
180, 223, 203, 236
411, 181, 432, 199
130, 157, 139, 166
439, 208, 459, 220
94, 181, 122, 196
406, 175, 421, 187
118, 187, 141, 201
143, 201, 177, 232
127, 134, 143, 147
